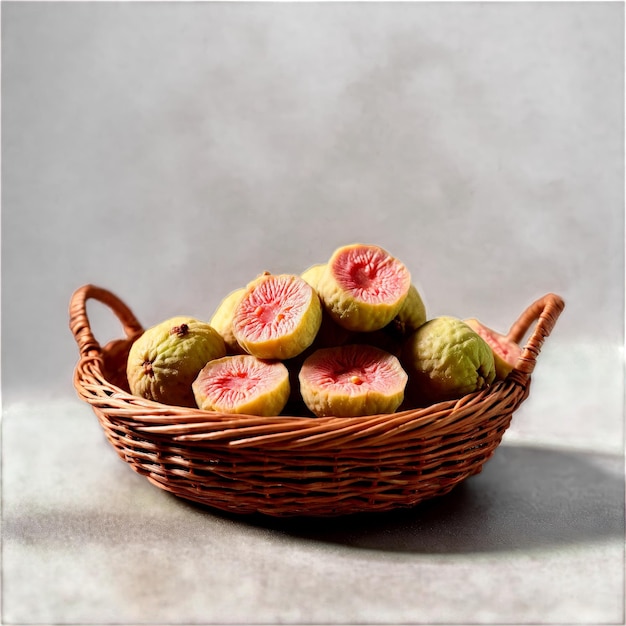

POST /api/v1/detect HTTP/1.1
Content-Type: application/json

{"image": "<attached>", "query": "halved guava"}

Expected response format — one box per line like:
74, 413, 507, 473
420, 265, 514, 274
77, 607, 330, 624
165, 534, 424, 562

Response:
464, 318, 522, 380
298, 343, 408, 417
317, 243, 411, 332
192, 354, 290, 416
232, 273, 322, 360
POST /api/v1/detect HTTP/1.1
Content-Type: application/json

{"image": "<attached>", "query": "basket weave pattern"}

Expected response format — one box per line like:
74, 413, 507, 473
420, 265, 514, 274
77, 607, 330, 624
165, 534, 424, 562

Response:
69, 286, 564, 517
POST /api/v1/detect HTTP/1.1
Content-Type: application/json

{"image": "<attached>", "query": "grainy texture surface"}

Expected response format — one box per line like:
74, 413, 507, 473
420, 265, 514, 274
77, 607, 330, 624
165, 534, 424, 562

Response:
1, 1, 623, 403
2, 1, 623, 624
3, 399, 623, 624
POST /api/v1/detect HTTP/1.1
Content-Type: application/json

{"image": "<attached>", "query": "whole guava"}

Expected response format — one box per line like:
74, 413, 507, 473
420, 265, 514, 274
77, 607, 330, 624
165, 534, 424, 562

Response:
209, 287, 247, 355
401, 316, 496, 405
127, 316, 226, 407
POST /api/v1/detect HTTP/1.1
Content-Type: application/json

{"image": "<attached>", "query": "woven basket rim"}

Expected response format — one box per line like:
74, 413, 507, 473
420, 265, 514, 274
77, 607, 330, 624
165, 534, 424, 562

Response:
69, 285, 564, 424
68, 285, 564, 516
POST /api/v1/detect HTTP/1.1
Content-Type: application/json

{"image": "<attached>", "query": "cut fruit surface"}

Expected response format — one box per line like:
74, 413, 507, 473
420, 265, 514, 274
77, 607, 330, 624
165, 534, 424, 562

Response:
232, 273, 322, 360
464, 318, 522, 380
298, 344, 408, 417
192, 355, 290, 416
317, 243, 411, 332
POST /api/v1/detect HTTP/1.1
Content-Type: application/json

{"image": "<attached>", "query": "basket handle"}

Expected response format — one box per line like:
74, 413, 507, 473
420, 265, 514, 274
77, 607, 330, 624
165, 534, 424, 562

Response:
69, 284, 144, 357
507, 293, 565, 377
69, 285, 564, 376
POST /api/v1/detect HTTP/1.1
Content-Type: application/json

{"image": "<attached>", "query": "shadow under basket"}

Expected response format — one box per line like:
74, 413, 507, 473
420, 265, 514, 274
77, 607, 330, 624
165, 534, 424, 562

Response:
69, 286, 565, 518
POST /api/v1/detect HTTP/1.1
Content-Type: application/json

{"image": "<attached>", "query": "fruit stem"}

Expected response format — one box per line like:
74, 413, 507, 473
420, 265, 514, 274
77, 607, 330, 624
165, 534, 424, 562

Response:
170, 324, 189, 337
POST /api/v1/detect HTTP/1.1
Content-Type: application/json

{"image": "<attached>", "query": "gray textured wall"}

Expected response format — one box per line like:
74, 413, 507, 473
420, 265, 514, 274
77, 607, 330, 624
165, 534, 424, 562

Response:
2, 1, 623, 402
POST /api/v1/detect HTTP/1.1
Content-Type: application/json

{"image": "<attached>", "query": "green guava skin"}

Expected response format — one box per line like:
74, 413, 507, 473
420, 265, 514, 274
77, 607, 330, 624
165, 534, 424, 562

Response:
127, 316, 226, 407
232, 273, 323, 360
402, 316, 496, 406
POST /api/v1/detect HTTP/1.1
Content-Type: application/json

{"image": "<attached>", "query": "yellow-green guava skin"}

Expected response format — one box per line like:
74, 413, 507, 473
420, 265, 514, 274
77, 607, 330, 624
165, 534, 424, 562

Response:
395, 284, 427, 334
192, 355, 290, 416
301, 263, 354, 348
298, 344, 408, 417
349, 284, 427, 356
402, 316, 496, 405
300, 263, 326, 292
127, 316, 226, 407
209, 287, 247, 355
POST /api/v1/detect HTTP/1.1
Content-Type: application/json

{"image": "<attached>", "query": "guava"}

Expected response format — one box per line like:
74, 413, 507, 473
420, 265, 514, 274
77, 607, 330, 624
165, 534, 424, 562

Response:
351, 283, 428, 355
298, 343, 408, 417
209, 287, 247, 354
302, 262, 354, 348
300, 263, 326, 292
401, 316, 496, 405
393, 283, 427, 335
316, 243, 411, 332
192, 354, 290, 416
464, 318, 522, 380
127, 316, 226, 407
232, 273, 322, 360
281, 314, 352, 414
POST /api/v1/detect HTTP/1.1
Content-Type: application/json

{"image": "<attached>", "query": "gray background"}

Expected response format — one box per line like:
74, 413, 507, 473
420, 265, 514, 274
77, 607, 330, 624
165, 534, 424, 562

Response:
2, 2, 624, 624
2, 0, 624, 401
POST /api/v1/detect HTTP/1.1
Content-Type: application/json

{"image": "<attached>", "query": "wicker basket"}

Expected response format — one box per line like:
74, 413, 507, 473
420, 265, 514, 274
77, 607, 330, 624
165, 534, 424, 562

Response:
69, 285, 564, 517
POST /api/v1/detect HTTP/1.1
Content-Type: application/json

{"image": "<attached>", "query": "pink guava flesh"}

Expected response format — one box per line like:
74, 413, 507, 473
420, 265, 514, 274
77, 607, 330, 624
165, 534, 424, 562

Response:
235, 276, 310, 342
195, 357, 282, 407
463, 318, 523, 382
301, 344, 407, 394
332, 246, 410, 304
470, 322, 521, 366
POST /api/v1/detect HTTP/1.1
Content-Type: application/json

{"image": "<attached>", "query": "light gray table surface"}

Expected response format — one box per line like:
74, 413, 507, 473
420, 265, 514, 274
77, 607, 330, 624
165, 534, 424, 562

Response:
2, 2, 624, 624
